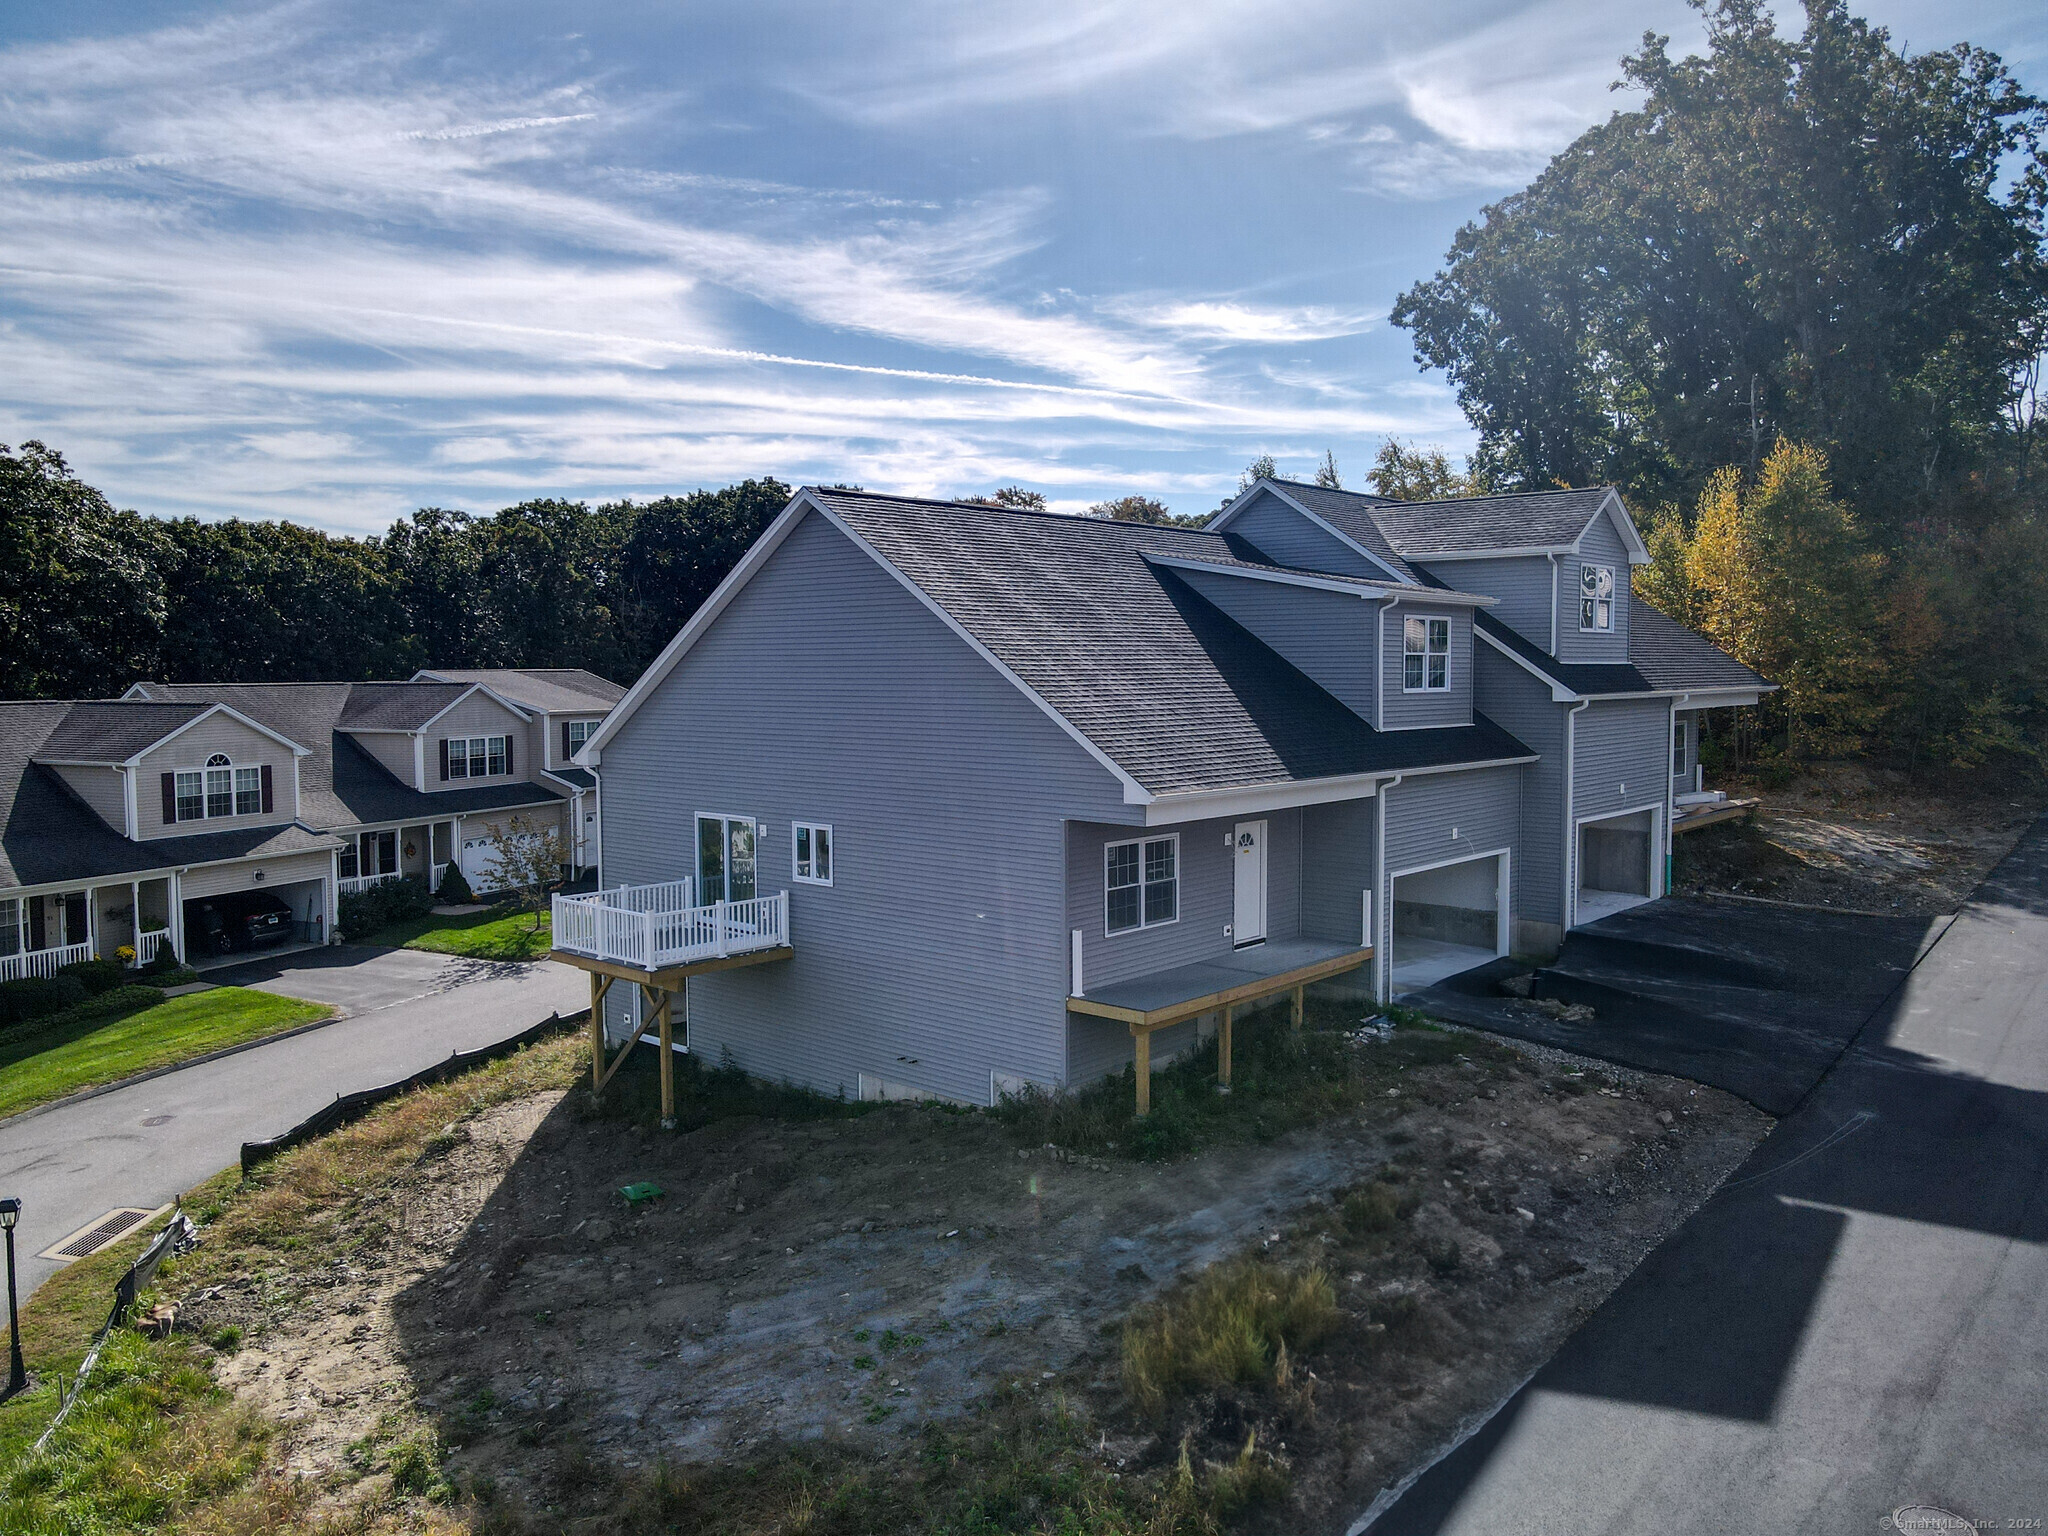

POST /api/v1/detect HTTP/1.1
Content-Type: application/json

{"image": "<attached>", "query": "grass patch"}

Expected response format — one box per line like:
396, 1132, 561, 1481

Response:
364, 905, 553, 962
579, 1042, 879, 1135
0, 986, 334, 1120
1121, 1255, 1341, 1420
997, 997, 1493, 1161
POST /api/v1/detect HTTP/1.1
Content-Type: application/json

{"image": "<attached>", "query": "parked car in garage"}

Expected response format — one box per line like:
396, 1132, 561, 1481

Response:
189, 890, 295, 955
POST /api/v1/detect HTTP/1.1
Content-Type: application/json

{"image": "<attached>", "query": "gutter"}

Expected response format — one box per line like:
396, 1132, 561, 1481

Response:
1562, 699, 1589, 931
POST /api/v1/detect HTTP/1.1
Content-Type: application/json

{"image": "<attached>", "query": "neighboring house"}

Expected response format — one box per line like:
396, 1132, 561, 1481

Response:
0, 669, 622, 980
549, 480, 1772, 1111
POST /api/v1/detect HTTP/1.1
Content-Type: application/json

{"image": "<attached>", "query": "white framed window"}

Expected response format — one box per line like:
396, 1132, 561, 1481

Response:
175, 770, 205, 822
203, 753, 234, 818
1672, 718, 1690, 777
234, 766, 263, 815
0, 897, 19, 958
697, 813, 758, 903
793, 821, 834, 885
337, 841, 360, 880
447, 735, 509, 779
1403, 616, 1451, 692
1580, 564, 1614, 631
566, 719, 599, 755
1105, 834, 1178, 935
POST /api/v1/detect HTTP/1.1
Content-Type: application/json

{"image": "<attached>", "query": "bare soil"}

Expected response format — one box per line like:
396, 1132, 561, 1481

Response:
183, 1027, 1768, 1532
1673, 762, 2042, 915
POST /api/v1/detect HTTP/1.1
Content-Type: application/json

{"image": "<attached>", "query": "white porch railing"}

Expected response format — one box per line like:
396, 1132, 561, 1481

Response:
430, 862, 449, 893
136, 929, 174, 968
552, 881, 790, 971
0, 940, 93, 983
339, 871, 406, 897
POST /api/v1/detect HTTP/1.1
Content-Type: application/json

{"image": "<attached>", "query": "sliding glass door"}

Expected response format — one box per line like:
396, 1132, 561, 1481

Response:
696, 814, 757, 904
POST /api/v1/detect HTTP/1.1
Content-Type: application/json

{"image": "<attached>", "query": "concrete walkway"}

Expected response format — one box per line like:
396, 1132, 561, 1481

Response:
1362, 817, 2048, 1532
0, 954, 586, 1299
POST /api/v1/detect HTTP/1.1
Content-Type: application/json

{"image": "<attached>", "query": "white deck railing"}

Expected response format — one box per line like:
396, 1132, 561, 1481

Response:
339, 870, 406, 897
430, 862, 450, 894
0, 940, 94, 983
552, 880, 789, 971
136, 929, 175, 968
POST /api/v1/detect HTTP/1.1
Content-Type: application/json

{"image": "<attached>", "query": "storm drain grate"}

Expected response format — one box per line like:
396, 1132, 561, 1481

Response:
41, 1207, 157, 1261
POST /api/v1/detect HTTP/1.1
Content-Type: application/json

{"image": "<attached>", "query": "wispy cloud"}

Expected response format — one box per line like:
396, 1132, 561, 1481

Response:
1110, 299, 1380, 344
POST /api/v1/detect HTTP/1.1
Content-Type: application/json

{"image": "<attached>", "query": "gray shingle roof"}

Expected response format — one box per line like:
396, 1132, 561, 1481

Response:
810, 491, 1532, 797
1477, 611, 1652, 696
1364, 487, 1618, 555
338, 681, 473, 730
413, 668, 624, 713
33, 701, 214, 762
1252, 480, 1420, 581
1629, 602, 1774, 693
1140, 547, 1423, 594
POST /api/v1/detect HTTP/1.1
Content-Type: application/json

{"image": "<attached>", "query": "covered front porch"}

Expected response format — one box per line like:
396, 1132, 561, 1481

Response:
1, 876, 178, 982
1669, 706, 1761, 835
1067, 938, 1371, 1114
550, 879, 793, 1125
337, 818, 460, 898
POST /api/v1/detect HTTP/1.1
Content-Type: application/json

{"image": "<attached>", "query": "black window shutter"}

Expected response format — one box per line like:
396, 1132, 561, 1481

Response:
260, 763, 274, 813
439, 739, 449, 782
161, 772, 177, 824
562, 720, 572, 760
504, 735, 514, 774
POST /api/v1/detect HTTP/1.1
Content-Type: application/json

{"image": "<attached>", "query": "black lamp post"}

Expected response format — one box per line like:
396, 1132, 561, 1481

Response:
0, 1196, 26, 1401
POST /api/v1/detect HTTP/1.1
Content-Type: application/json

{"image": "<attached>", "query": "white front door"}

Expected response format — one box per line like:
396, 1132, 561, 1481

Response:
1233, 820, 1267, 947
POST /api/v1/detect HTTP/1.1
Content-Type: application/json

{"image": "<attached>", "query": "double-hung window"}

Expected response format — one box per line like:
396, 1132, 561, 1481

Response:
175, 771, 205, 822
447, 735, 509, 779
1105, 835, 1177, 934
1672, 718, 1690, 777
204, 754, 234, 818
1580, 564, 1614, 631
0, 897, 19, 958
566, 719, 598, 756
234, 766, 263, 815
1403, 617, 1450, 692
792, 821, 833, 885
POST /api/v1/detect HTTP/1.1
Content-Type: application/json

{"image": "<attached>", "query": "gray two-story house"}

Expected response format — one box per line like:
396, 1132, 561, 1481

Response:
559, 479, 1769, 1112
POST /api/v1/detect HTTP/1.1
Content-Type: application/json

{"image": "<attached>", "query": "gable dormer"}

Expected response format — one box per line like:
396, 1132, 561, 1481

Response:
40, 700, 308, 839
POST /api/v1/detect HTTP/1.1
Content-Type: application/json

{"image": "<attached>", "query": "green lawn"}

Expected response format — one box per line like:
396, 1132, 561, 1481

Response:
368, 905, 553, 962
0, 987, 335, 1121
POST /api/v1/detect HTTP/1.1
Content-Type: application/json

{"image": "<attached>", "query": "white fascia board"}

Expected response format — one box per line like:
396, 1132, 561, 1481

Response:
1399, 545, 1577, 561
1477, 627, 1582, 703
1140, 751, 1538, 827
1216, 481, 1413, 585
120, 701, 312, 765
1147, 552, 1496, 607
1384, 588, 1496, 609
578, 492, 814, 762
1655, 687, 1764, 708
810, 503, 1154, 806
412, 682, 534, 733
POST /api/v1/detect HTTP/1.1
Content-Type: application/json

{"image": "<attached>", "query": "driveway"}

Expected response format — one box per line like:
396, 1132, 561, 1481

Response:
1363, 817, 2048, 1532
0, 952, 587, 1299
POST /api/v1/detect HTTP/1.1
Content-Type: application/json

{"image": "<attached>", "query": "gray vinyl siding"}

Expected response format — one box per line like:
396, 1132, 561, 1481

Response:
350, 731, 417, 788
598, 508, 1129, 1107
1377, 765, 1523, 989
1569, 697, 1671, 912
1380, 604, 1473, 731
1229, 489, 1390, 580
1171, 569, 1375, 720
1300, 797, 1376, 945
135, 714, 296, 838
50, 765, 127, 834
1414, 555, 1555, 653
1557, 513, 1632, 665
1474, 649, 1565, 927
429, 694, 531, 791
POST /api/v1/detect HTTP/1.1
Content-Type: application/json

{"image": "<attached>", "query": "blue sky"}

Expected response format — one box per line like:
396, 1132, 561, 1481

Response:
2, 0, 2039, 533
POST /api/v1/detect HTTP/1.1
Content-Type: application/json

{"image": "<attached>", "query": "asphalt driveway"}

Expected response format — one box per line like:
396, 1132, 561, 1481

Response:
1362, 816, 2048, 1532
0, 952, 587, 1299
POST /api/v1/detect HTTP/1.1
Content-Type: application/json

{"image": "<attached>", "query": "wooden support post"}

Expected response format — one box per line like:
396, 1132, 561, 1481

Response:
1291, 984, 1305, 1032
1134, 1027, 1151, 1118
1219, 1004, 1234, 1091
655, 987, 674, 1129
588, 971, 605, 1089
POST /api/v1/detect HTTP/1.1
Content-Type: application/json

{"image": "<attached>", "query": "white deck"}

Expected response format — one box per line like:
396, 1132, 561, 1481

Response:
551, 879, 788, 972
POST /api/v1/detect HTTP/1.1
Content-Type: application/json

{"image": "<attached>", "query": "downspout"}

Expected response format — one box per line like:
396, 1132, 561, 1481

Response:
1372, 592, 1400, 729
1547, 553, 1559, 655
1374, 773, 1404, 1002
1668, 693, 1691, 894
1562, 699, 1589, 932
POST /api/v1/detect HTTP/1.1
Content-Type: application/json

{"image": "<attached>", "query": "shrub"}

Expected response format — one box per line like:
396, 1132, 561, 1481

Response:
338, 876, 433, 941
1121, 1255, 1340, 1419
58, 957, 129, 996
1, 983, 162, 1039
1342, 1181, 1403, 1234
435, 861, 474, 904
145, 946, 184, 975
0, 973, 89, 1026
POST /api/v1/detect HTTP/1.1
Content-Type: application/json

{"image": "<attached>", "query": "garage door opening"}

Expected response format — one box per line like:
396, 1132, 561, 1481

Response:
1390, 852, 1507, 994
1576, 808, 1658, 926
184, 875, 327, 967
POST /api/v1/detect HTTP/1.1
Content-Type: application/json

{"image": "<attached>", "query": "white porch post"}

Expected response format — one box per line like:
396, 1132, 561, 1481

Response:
130, 879, 140, 965
170, 870, 185, 962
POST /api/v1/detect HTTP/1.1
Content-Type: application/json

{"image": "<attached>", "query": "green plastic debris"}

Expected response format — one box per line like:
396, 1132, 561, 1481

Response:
620, 1181, 666, 1206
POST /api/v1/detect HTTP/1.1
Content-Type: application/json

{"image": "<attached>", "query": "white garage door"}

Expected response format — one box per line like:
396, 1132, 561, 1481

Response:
460, 836, 505, 894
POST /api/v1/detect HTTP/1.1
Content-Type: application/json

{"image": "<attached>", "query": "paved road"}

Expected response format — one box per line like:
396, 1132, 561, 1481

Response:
0, 950, 586, 1298
1363, 817, 2048, 1533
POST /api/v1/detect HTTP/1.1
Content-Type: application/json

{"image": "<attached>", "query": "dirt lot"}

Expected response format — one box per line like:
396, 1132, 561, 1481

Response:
176, 1018, 1770, 1533
1673, 762, 2042, 915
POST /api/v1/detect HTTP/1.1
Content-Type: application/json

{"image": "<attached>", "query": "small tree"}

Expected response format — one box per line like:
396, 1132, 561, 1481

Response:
1313, 449, 1343, 489
483, 813, 570, 929
1367, 439, 1479, 501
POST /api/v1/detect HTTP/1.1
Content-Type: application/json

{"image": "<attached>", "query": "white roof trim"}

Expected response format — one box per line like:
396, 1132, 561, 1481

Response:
119, 701, 312, 764
577, 493, 817, 764
1476, 627, 1773, 703
410, 682, 534, 733
1208, 480, 1413, 584
1399, 545, 1578, 561
807, 501, 1154, 806
1476, 627, 1583, 702
1580, 488, 1652, 566
1141, 751, 1538, 826
1143, 552, 1492, 605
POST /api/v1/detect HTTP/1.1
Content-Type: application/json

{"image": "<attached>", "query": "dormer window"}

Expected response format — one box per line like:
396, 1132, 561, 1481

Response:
1580, 565, 1614, 631
1404, 617, 1450, 692
172, 754, 269, 822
